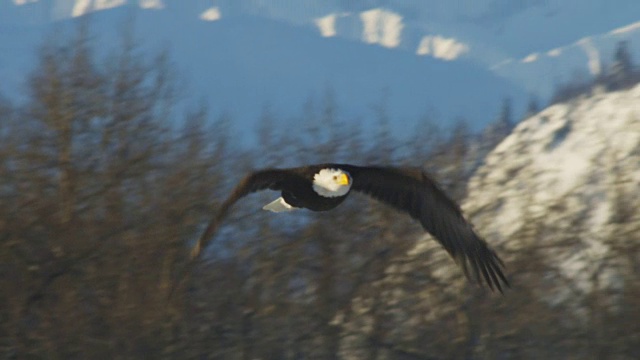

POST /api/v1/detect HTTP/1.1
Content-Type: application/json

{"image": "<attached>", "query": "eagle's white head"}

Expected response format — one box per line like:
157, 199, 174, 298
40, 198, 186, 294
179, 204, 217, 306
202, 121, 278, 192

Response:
313, 168, 352, 198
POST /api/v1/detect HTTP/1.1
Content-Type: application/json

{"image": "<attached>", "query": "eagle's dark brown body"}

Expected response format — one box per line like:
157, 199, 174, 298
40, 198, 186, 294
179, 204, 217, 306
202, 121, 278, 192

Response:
276, 165, 350, 211
281, 185, 348, 211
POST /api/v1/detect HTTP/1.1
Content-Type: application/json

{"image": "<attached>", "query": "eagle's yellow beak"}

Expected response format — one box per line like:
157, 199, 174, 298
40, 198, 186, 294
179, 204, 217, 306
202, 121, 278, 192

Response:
337, 173, 350, 185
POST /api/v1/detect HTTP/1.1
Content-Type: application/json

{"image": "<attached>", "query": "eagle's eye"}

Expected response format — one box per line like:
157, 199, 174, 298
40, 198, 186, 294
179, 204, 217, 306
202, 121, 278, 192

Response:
333, 175, 337, 180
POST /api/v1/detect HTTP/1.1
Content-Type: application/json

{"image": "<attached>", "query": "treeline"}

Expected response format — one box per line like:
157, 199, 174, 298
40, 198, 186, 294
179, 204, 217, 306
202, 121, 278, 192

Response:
550, 40, 640, 104
0, 23, 638, 359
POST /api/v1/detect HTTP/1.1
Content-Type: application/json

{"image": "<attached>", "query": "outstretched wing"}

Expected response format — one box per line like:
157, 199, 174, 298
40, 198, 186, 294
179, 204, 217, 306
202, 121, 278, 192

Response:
190, 169, 290, 260
336, 164, 509, 292
171, 169, 290, 299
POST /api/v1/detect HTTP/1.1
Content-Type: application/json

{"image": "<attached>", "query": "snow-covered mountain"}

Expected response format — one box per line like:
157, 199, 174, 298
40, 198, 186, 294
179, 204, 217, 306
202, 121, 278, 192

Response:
0, 1, 529, 144
215, 0, 640, 97
4, 0, 640, 99
3, 0, 640, 143
464, 83, 640, 300
420, 83, 639, 300
494, 20, 640, 97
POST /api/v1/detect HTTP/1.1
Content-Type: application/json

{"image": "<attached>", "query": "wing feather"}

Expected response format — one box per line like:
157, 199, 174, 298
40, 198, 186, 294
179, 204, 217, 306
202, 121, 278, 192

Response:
190, 169, 290, 259
336, 164, 509, 292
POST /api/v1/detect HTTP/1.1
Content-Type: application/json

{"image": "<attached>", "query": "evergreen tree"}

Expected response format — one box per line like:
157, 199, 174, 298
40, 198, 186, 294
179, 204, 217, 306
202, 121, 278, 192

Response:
524, 94, 540, 119
609, 40, 635, 90
496, 97, 513, 130
482, 97, 513, 149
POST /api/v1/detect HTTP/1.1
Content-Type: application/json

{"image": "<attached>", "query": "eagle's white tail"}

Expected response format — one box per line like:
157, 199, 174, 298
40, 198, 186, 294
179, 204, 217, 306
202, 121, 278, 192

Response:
262, 197, 296, 212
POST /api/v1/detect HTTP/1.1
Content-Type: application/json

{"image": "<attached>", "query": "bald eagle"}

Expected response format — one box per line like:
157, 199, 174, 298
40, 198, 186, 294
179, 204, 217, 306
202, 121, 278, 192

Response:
192, 164, 509, 292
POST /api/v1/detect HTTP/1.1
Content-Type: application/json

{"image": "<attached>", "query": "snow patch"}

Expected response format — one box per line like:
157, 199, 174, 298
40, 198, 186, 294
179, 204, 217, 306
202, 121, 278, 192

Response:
72, 0, 91, 17
610, 20, 640, 35
360, 8, 403, 49
547, 48, 562, 57
315, 13, 338, 37
490, 58, 513, 70
576, 37, 601, 75
416, 35, 469, 60
522, 52, 538, 63
72, 0, 125, 17
139, 0, 164, 10
200, 7, 221, 22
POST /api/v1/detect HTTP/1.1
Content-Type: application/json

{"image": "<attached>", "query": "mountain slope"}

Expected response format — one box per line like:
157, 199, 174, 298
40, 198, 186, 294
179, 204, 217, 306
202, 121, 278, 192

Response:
465, 84, 640, 299
4, 0, 640, 101
493, 20, 640, 97
0, 6, 528, 144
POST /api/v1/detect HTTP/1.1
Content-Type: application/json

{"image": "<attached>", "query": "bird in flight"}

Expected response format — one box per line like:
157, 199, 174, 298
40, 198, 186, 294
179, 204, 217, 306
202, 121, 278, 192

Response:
191, 164, 509, 292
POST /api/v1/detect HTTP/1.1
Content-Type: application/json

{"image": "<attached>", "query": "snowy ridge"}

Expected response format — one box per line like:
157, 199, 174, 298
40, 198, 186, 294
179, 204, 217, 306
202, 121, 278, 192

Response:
463, 84, 640, 301
407, 85, 640, 298
0, 5, 528, 143
5, 0, 640, 98
494, 20, 640, 96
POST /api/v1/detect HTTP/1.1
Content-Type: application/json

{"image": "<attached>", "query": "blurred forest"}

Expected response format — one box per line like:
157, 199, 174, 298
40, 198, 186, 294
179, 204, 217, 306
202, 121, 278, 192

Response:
1, 23, 639, 360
